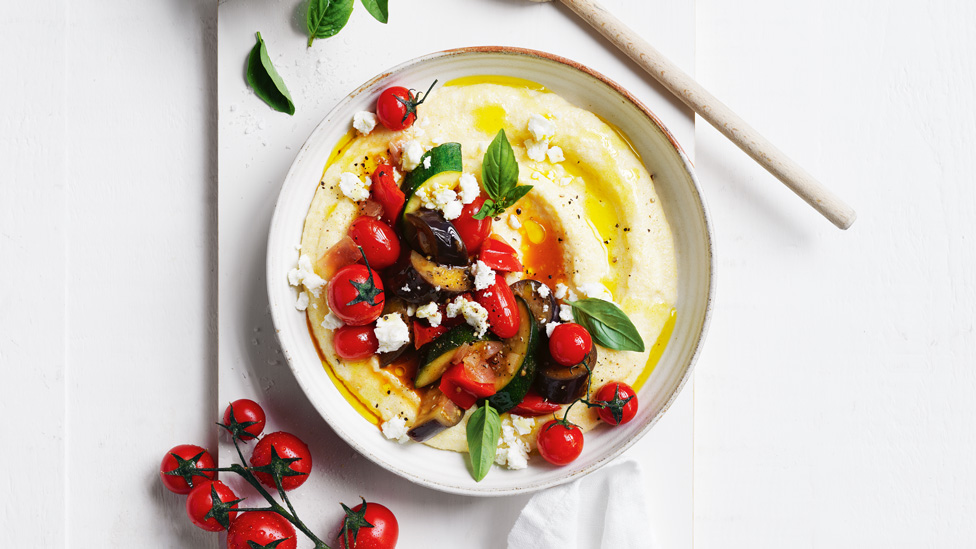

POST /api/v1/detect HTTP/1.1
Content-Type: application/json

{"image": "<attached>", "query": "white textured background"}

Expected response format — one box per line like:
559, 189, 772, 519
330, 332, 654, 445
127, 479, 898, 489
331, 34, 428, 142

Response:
2, 0, 975, 547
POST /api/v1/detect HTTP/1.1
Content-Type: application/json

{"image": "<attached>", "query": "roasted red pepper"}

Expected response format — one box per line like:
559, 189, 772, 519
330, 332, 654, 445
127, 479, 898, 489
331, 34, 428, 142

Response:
413, 321, 448, 349
439, 362, 497, 410
475, 274, 520, 339
369, 164, 405, 227
510, 391, 562, 417
478, 238, 523, 272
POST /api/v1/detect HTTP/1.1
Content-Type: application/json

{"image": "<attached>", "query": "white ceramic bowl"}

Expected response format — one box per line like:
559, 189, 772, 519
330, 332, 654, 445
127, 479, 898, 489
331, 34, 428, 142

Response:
267, 47, 713, 496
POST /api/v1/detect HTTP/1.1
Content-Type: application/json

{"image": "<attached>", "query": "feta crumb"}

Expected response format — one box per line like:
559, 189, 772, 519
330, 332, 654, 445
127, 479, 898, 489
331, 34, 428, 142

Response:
559, 303, 574, 322
406, 305, 416, 316
352, 111, 377, 135
545, 321, 561, 337
495, 418, 529, 470
524, 139, 548, 162
458, 173, 480, 204
527, 114, 555, 141
512, 415, 535, 435
547, 146, 565, 163
401, 284, 411, 293
415, 177, 463, 220
400, 140, 425, 172
536, 283, 551, 298
578, 282, 612, 300
339, 172, 371, 202
415, 302, 442, 328
471, 260, 496, 291
445, 296, 490, 336
374, 313, 410, 353
508, 214, 522, 230
441, 199, 463, 220
288, 254, 325, 298
380, 416, 410, 444
568, 289, 579, 301
320, 311, 345, 331
392, 168, 403, 183
295, 292, 309, 311
554, 283, 569, 299
422, 156, 432, 170
558, 176, 574, 186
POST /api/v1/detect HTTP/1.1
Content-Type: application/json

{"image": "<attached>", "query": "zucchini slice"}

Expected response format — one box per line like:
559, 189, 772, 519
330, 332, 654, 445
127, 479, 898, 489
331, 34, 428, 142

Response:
485, 296, 540, 413
414, 324, 490, 388
399, 142, 463, 227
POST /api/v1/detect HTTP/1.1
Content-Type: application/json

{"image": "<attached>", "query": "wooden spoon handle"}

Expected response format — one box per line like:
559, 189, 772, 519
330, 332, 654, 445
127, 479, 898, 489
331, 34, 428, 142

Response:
558, 0, 856, 229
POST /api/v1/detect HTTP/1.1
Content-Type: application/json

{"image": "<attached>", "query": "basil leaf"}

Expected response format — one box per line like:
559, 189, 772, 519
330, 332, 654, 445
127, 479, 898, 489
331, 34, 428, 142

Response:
466, 402, 501, 482
481, 129, 519, 199
496, 184, 533, 209
306, 0, 354, 47
360, 0, 389, 23
570, 298, 645, 352
246, 33, 295, 116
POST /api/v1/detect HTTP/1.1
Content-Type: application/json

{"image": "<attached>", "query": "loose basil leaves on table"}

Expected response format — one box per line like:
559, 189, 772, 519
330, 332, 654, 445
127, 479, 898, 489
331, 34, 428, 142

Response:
245, 32, 295, 116
306, 0, 355, 47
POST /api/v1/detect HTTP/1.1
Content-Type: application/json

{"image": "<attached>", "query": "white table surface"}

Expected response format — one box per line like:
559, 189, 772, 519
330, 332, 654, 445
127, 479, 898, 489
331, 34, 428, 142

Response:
3, 0, 975, 547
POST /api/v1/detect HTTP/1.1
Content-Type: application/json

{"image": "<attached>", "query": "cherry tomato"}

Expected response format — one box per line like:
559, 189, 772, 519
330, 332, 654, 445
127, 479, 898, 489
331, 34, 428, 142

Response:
593, 382, 639, 425
327, 263, 385, 326
479, 238, 522, 272
548, 323, 592, 367
474, 274, 519, 338
537, 420, 584, 466
222, 399, 266, 441
439, 362, 497, 410
333, 324, 379, 360
250, 432, 313, 491
227, 511, 297, 549
376, 82, 435, 132
413, 321, 447, 349
159, 444, 215, 494
348, 217, 400, 270
185, 480, 240, 532
369, 164, 405, 226
452, 196, 492, 254
336, 501, 399, 549
510, 391, 562, 417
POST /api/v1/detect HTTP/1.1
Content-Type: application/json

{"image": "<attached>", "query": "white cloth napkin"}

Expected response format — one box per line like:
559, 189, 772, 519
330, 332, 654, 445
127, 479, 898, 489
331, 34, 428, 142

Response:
507, 457, 655, 549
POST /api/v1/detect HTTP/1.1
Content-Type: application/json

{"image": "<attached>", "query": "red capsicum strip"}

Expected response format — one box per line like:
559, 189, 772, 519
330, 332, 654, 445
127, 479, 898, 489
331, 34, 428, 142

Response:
439, 363, 497, 410
478, 238, 523, 272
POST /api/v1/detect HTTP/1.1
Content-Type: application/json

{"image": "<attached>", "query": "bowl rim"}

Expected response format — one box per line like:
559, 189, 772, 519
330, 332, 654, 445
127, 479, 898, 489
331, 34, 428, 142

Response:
266, 45, 715, 496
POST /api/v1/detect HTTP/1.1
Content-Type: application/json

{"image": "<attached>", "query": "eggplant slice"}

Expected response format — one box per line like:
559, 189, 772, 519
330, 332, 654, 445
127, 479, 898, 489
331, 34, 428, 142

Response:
534, 345, 598, 404
509, 279, 558, 325
387, 250, 473, 304
404, 209, 468, 267
406, 386, 464, 443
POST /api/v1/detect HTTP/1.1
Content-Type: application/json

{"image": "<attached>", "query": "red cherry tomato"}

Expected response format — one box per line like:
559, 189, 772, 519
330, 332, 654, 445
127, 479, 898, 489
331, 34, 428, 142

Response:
369, 164, 405, 226
185, 480, 240, 532
336, 501, 399, 549
159, 444, 216, 494
439, 362, 497, 410
548, 323, 592, 367
227, 511, 297, 549
222, 399, 266, 441
413, 321, 447, 349
479, 237, 522, 272
510, 391, 562, 417
333, 324, 379, 360
475, 274, 519, 338
537, 420, 584, 466
250, 432, 313, 491
376, 81, 435, 132
453, 196, 493, 254
594, 382, 639, 425
327, 263, 385, 326
348, 217, 400, 270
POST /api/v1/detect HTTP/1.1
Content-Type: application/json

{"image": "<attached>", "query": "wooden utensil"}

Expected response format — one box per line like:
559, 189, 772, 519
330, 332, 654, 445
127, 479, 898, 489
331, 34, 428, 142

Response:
531, 0, 857, 229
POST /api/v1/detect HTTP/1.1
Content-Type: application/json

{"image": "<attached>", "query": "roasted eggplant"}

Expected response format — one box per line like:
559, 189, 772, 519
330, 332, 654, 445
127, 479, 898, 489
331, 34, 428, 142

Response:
406, 386, 464, 442
534, 345, 598, 404
404, 209, 468, 267
485, 296, 541, 413
509, 279, 558, 325
387, 250, 473, 304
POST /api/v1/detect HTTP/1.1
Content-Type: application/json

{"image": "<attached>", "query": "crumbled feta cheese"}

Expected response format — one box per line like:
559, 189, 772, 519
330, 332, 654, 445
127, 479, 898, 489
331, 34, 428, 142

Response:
471, 260, 496, 291
545, 321, 561, 337
392, 168, 402, 183
288, 254, 326, 299
406, 305, 416, 317
508, 214, 522, 230
527, 114, 555, 141
320, 311, 345, 331
559, 303, 574, 322
374, 313, 410, 353
578, 282, 612, 300
554, 283, 569, 299
511, 415, 536, 435
567, 289, 579, 301
495, 418, 529, 470
415, 302, 442, 328
415, 177, 463, 220
400, 140, 424, 171
558, 176, 574, 186
352, 111, 377, 135
458, 173, 480, 205
422, 156, 432, 170
380, 416, 410, 444
536, 283, 551, 298
445, 296, 490, 336
524, 139, 548, 162
339, 172, 371, 202
401, 284, 411, 293
295, 292, 309, 311
441, 199, 463, 220
547, 146, 565, 163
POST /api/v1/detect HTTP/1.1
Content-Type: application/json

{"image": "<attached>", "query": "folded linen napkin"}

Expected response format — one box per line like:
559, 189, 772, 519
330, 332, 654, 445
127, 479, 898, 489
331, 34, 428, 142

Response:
507, 457, 655, 549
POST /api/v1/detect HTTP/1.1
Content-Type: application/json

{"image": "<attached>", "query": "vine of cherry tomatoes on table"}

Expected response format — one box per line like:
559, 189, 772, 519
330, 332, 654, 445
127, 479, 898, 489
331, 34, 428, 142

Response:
159, 398, 399, 549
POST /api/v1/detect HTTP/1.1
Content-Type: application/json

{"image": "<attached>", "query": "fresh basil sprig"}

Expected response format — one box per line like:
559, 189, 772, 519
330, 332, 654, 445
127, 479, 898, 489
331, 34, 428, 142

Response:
306, 0, 354, 47
246, 32, 295, 116
466, 402, 501, 482
570, 298, 645, 352
473, 130, 533, 220
359, 0, 389, 23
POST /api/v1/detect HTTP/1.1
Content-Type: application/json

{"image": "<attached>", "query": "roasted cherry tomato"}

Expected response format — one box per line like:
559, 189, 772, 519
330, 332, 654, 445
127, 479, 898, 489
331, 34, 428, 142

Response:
475, 274, 520, 338
413, 321, 448, 349
453, 196, 492, 254
593, 382, 639, 425
333, 324, 379, 360
537, 420, 584, 466
327, 263, 385, 326
510, 391, 562, 417
479, 238, 522, 272
336, 501, 399, 549
159, 444, 216, 494
369, 164, 405, 226
227, 511, 297, 549
376, 81, 435, 132
250, 432, 313, 491
348, 217, 400, 270
185, 480, 240, 532
439, 362, 497, 410
548, 323, 592, 367
222, 399, 266, 441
